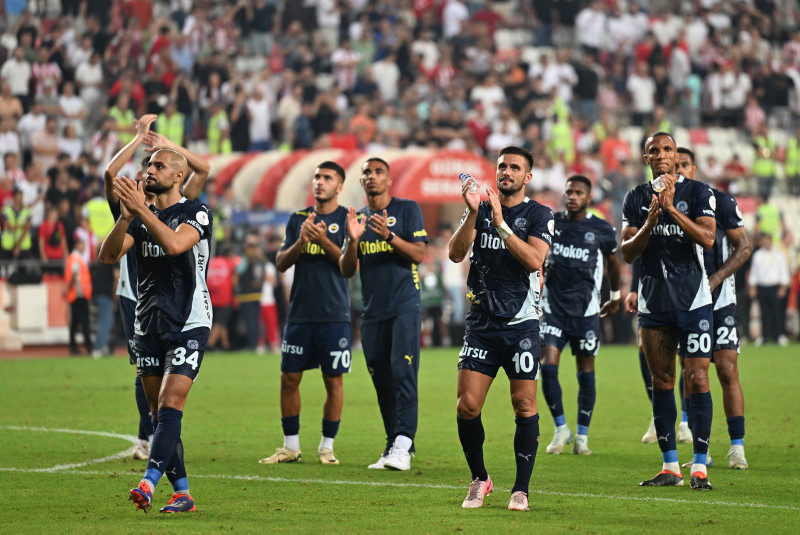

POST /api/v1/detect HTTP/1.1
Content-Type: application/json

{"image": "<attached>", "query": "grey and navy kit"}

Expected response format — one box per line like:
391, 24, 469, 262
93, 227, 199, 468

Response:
622, 176, 715, 358
126, 198, 213, 378
459, 197, 554, 379
705, 188, 745, 353
110, 199, 139, 363
279, 205, 351, 374
541, 212, 617, 356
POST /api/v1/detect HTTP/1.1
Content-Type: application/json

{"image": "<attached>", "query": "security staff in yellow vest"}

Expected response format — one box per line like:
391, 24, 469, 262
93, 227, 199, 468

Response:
85, 191, 115, 241
157, 101, 185, 146
207, 101, 232, 155
754, 194, 785, 245
784, 125, 800, 195
752, 123, 778, 197
108, 93, 137, 145
0, 188, 33, 261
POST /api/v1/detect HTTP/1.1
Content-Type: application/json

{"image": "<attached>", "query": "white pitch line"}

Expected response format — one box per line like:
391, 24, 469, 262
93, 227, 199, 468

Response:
0, 466, 797, 512
0, 426, 138, 472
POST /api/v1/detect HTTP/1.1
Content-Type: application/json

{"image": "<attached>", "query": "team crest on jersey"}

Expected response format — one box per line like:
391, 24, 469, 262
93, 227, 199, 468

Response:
196, 211, 209, 226
547, 219, 555, 235
699, 319, 710, 332
519, 338, 532, 350
329, 223, 340, 233
338, 337, 348, 348
187, 339, 199, 350
367, 366, 375, 376
585, 330, 596, 340
725, 316, 735, 326
387, 216, 397, 227
584, 231, 595, 243
676, 201, 689, 214
514, 218, 527, 231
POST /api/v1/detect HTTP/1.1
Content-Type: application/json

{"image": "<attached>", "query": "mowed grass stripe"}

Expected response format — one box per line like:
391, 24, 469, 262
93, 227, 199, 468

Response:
1, 465, 798, 511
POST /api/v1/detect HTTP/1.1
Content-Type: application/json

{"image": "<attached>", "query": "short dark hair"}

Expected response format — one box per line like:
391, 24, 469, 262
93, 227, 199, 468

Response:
644, 131, 676, 150
498, 146, 534, 172
677, 146, 695, 164
365, 157, 390, 173
318, 160, 346, 182
566, 174, 592, 191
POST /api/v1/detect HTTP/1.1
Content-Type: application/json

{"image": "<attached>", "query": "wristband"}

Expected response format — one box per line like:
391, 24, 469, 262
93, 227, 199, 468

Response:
496, 221, 513, 240
610, 289, 621, 300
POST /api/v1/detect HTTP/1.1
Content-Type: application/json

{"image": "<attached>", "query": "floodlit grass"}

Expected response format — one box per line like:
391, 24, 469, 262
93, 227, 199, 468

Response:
1, 344, 798, 532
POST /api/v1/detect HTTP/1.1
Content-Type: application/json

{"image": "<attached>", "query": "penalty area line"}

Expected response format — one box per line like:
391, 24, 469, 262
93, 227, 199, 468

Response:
0, 467, 797, 512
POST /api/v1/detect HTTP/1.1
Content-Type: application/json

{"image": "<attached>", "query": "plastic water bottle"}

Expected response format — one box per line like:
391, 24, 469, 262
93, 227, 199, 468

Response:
459, 173, 478, 193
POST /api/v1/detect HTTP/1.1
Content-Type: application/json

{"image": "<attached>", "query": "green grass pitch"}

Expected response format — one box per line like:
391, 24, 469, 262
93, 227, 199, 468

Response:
1, 344, 798, 532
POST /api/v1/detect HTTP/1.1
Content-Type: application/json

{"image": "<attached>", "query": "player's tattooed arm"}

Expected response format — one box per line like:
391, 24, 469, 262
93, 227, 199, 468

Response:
708, 226, 751, 291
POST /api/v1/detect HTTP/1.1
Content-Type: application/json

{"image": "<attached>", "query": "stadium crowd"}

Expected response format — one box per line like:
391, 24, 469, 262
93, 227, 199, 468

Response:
0, 0, 798, 353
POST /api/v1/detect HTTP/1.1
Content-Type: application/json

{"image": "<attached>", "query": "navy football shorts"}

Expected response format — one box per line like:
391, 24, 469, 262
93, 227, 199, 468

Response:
712, 304, 740, 354
639, 305, 713, 359
119, 296, 137, 365
281, 322, 352, 375
458, 307, 541, 380
133, 327, 209, 380
540, 312, 601, 357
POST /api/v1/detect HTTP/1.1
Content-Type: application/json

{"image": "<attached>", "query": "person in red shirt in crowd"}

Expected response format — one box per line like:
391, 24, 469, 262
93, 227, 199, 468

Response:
719, 154, 749, 193
207, 244, 239, 351
38, 206, 67, 272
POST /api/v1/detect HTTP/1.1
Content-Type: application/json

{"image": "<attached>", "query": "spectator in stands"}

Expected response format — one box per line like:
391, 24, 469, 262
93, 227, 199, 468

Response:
38, 206, 67, 272
247, 85, 272, 152
720, 61, 751, 128
0, 47, 31, 111
748, 232, 791, 347
718, 153, 747, 193
0, 81, 24, 122
626, 61, 656, 126
74, 51, 105, 131
17, 101, 46, 160
108, 92, 137, 146
31, 115, 60, 173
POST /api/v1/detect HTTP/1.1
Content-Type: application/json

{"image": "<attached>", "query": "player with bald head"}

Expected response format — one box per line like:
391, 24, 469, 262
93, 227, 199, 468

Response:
100, 136, 213, 514
104, 116, 209, 467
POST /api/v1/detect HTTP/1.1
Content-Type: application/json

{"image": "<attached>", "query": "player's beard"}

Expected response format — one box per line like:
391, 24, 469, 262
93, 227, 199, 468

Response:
144, 181, 171, 195
498, 179, 524, 196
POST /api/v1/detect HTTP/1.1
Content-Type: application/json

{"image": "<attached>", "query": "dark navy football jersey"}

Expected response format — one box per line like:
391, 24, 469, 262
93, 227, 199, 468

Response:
355, 197, 429, 324
704, 188, 744, 310
110, 199, 138, 301
281, 205, 350, 323
126, 198, 213, 335
622, 176, 715, 313
466, 197, 554, 323
543, 212, 618, 318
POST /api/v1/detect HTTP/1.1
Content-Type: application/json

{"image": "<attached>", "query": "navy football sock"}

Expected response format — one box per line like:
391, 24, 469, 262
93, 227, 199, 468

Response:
638, 350, 653, 402
541, 365, 565, 425
165, 438, 189, 493
690, 392, 713, 456
322, 419, 340, 439
511, 414, 539, 495
727, 416, 745, 444
143, 407, 183, 488
281, 415, 300, 436
135, 376, 153, 439
679, 373, 690, 426
652, 389, 677, 453
457, 414, 488, 481
576, 371, 596, 435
